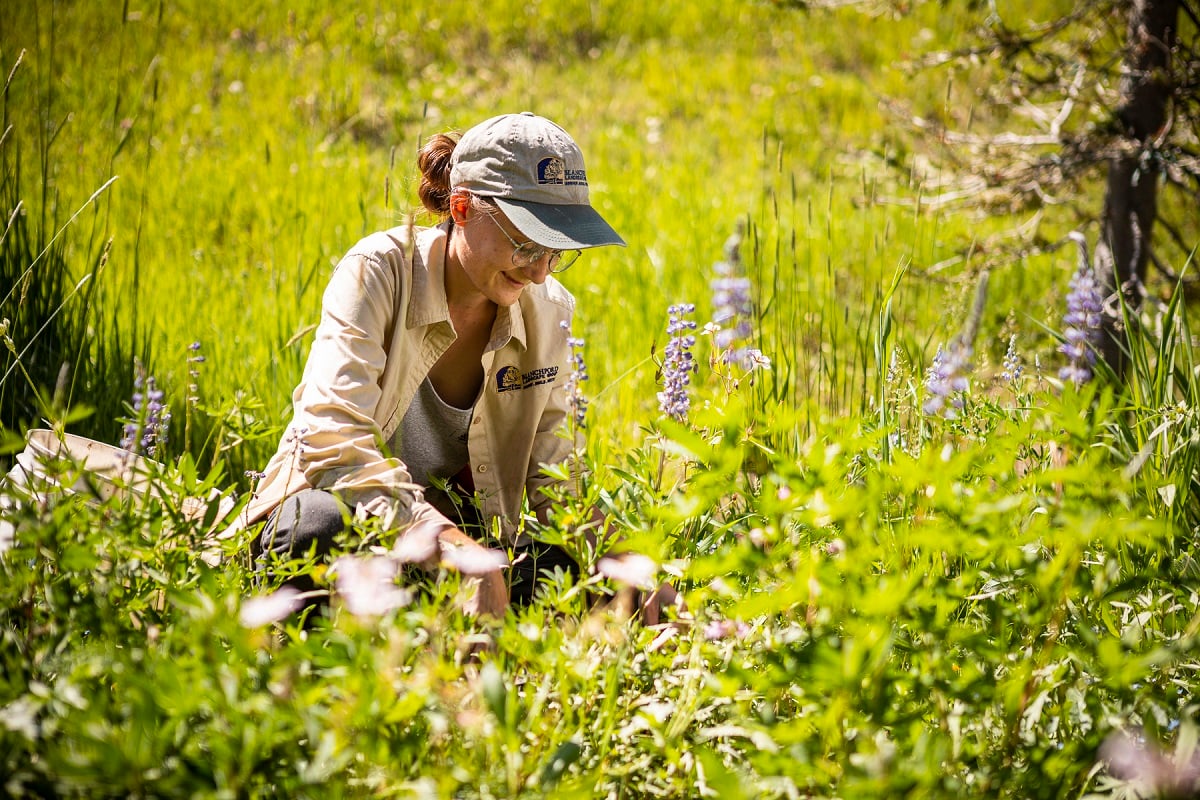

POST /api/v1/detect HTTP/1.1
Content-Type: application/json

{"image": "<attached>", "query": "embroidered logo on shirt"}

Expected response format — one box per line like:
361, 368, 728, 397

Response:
496, 365, 559, 392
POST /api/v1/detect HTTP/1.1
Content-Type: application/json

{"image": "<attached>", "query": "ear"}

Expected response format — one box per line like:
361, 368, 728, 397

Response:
449, 192, 471, 225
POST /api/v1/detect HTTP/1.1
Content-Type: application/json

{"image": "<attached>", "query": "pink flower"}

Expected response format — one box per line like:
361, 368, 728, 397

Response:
703, 618, 751, 641
442, 544, 509, 575
597, 553, 658, 590
239, 586, 303, 627
1100, 729, 1200, 794
331, 555, 411, 617
392, 520, 441, 565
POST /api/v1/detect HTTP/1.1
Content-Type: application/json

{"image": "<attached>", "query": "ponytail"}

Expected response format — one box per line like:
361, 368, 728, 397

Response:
417, 132, 459, 217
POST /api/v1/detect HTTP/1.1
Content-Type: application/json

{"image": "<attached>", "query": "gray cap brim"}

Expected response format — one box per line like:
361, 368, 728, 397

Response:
493, 197, 626, 250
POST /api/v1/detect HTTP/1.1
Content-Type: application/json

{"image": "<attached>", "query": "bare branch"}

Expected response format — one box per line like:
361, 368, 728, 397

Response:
914, 0, 1115, 69
1154, 211, 1199, 256
1146, 244, 1199, 285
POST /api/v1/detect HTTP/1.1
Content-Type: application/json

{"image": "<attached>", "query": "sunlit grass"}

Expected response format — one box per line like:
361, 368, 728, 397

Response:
0, 0, 1028, 466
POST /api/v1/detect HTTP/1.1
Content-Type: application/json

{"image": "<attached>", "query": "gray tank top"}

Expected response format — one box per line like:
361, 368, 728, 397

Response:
389, 377, 475, 518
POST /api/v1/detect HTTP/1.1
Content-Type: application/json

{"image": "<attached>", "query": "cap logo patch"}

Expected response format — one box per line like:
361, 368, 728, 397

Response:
537, 157, 588, 187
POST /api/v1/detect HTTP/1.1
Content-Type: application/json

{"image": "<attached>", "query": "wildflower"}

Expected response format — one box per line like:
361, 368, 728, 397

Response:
1, 697, 39, 739
391, 520, 441, 565
561, 320, 589, 430
120, 372, 170, 457
187, 341, 205, 405
441, 543, 508, 575
1099, 728, 1200, 795
658, 303, 698, 421
239, 586, 303, 627
711, 272, 755, 365
922, 342, 972, 419
1001, 334, 1023, 385
597, 552, 658, 590
703, 618, 751, 641
1058, 232, 1104, 386
143, 379, 169, 457
743, 348, 772, 371
331, 554, 411, 618
709, 223, 763, 370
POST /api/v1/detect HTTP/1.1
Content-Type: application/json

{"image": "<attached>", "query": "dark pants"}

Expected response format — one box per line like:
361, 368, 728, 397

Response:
256, 489, 578, 607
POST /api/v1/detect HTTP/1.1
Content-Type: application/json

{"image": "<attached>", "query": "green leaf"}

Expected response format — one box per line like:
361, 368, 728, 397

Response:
539, 739, 582, 789
480, 661, 507, 725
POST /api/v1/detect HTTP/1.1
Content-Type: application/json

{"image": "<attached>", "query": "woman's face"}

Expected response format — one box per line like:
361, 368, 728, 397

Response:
451, 200, 553, 307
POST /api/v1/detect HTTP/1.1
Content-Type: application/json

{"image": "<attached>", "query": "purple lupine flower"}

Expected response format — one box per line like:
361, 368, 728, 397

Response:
561, 320, 589, 430
142, 378, 169, 457
1058, 234, 1104, 386
711, 269, 755, 365
120, 372, 170, 457
1001, 334, 1023, 386
119, 374, 143, 452
922, 342, 972, 419
709, 223, 769, 371
658, 303, 698, 421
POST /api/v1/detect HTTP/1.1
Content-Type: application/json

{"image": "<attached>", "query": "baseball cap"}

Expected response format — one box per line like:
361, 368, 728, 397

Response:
449, 112, 626, 250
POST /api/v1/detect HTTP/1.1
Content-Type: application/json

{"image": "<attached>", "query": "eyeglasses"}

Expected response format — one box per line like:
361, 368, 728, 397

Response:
480, 209, 581, 274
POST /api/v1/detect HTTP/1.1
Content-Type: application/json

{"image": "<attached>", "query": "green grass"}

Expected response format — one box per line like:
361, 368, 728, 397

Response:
0, 0, 1046, 464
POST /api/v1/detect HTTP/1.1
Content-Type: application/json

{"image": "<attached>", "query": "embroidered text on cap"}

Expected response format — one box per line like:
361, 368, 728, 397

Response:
537, 157, 587, 187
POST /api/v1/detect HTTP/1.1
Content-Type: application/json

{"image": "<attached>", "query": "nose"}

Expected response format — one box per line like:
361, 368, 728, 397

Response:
522, 255, 551, 284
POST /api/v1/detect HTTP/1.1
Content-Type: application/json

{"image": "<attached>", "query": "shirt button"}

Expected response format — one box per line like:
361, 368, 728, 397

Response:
472, 417, 482, 426
477, 464, 488, 473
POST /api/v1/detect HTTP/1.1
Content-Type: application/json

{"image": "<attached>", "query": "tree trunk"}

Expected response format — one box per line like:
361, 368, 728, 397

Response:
1093, 0, 1179, 375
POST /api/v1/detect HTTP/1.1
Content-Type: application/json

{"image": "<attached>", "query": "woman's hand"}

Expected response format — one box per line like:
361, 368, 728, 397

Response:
464, 568, 509, 619
435, 526, 510, 619
639, 580, 685, 627
596, 551, 689, 626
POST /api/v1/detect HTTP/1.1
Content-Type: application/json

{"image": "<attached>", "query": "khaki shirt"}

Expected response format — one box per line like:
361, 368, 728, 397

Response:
231, 222, 578, 546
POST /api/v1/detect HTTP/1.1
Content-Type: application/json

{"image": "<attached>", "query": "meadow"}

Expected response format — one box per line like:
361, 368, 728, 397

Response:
2, 1, 1199, 797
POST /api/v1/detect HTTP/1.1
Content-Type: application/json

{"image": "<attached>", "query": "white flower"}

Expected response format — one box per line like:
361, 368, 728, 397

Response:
239, 586, 303, 627
1, 697, 39, 739
743, 348, 772, 371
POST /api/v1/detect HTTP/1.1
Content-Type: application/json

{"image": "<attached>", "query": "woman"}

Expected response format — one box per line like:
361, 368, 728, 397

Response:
239, 112, 626, 616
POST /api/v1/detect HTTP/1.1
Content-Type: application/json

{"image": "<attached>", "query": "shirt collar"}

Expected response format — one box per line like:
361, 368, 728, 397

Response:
492, 295, 526, 352
405, 222, 451, 329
